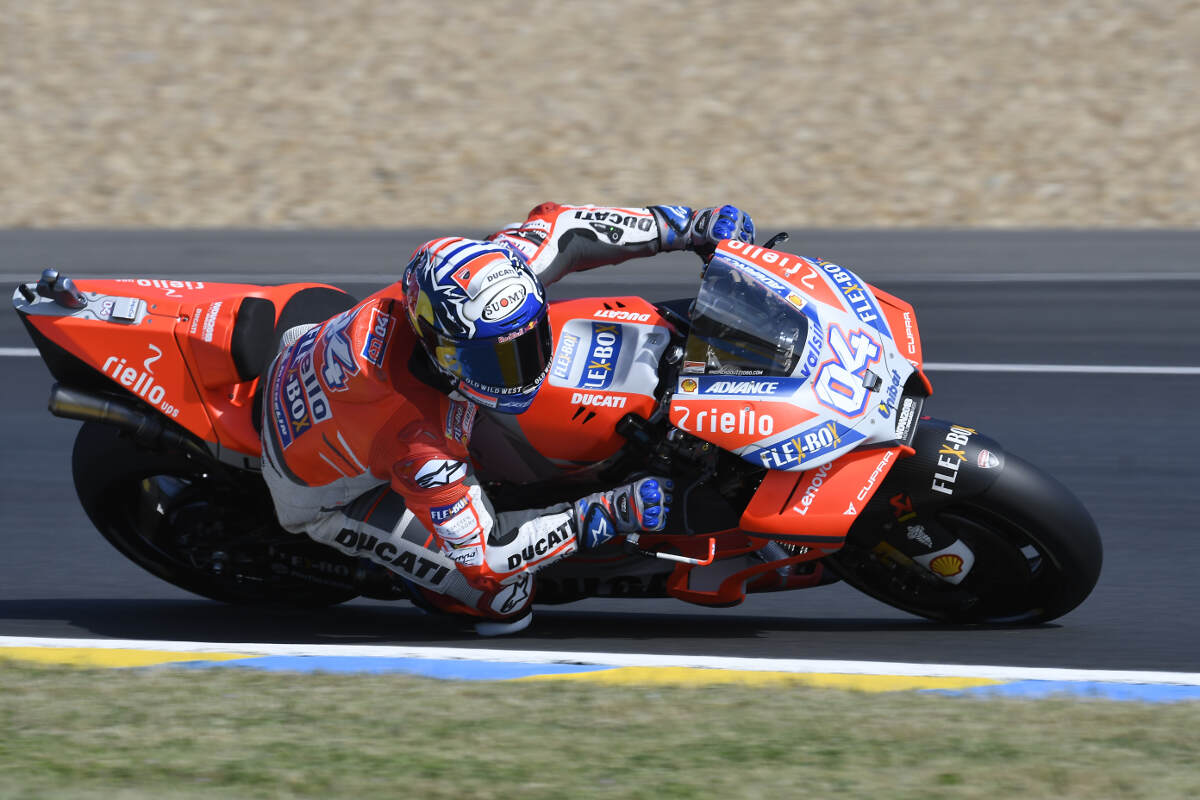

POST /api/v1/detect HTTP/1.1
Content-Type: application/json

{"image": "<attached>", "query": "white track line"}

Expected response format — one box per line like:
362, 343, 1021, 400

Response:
3, 348, 1197, 375
3, 636, 1199, 685
923, 362, 1200, 375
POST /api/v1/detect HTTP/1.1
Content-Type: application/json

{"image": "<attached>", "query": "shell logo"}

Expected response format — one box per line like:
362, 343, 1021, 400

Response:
681, 378, 698, 393
930, 554, 964, 577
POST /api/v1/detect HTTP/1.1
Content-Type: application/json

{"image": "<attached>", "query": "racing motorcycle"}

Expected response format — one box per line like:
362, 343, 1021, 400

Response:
11, 235, 1102, 625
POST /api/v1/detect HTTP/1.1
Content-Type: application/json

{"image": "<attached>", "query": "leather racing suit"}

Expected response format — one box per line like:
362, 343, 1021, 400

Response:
259, 202, 720, 621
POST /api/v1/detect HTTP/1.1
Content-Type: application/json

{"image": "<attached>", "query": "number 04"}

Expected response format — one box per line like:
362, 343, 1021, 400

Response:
814, 327, 880, 417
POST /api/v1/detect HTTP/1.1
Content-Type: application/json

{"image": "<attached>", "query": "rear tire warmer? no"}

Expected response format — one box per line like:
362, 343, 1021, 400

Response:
71, 420, 361, 606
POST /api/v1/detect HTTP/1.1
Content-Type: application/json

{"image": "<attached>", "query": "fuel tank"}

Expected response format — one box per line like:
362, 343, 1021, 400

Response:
472, 296, 673, 478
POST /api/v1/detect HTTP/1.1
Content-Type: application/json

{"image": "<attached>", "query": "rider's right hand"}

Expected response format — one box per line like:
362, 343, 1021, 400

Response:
650, 204, 755, 260
575, 477, 674, 549
691, 205, 755, 251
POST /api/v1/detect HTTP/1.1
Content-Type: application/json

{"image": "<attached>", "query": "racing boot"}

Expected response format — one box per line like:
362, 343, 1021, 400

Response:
475, 573, 535, 636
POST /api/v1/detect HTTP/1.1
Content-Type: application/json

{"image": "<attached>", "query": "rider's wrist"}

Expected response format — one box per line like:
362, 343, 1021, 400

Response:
648, 205, 695, 252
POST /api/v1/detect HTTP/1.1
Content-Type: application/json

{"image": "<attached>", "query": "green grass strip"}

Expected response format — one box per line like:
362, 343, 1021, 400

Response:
1, 662, 1198, 799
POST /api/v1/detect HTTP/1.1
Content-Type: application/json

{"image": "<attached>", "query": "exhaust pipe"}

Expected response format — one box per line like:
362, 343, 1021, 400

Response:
49, 384, 213, 461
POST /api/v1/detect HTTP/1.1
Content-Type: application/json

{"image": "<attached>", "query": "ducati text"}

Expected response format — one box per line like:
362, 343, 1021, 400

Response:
571, 392, 627, 408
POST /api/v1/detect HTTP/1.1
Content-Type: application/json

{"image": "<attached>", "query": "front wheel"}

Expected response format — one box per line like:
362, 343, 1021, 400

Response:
827, 449, 1102, 624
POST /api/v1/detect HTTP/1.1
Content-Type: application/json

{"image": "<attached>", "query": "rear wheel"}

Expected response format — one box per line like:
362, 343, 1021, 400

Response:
828, 452, 1102, 624
72, 421, 362, 606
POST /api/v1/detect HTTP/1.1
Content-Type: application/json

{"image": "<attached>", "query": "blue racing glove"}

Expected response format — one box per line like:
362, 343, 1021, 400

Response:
650, 204, 755, 258
575, 477, 674, 549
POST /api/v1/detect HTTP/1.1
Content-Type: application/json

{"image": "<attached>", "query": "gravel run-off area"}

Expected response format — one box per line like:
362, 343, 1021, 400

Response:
3, 1, 1198, 230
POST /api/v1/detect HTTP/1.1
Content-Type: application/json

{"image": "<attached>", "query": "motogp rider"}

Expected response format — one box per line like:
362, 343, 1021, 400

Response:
259, 202, 756, 634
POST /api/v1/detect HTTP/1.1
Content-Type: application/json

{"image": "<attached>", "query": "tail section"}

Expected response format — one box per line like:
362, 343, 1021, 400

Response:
14, 270, 356, 465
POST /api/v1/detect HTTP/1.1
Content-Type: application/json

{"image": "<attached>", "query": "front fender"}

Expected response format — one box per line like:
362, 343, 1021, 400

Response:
885, 417, 1007, 506
839, 417, 1008, 544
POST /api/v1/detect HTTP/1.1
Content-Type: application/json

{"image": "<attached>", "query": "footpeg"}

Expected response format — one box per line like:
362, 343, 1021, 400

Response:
625, 533, 716, 566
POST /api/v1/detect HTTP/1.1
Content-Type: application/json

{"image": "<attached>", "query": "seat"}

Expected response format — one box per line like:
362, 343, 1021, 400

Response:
248, 287, 359, 433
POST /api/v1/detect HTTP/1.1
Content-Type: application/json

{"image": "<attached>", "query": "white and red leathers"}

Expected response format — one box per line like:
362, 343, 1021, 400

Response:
260, 202, 734, 621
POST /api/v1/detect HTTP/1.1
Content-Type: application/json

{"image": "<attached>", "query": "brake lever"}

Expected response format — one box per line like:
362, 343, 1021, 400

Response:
763, 231, 790, 250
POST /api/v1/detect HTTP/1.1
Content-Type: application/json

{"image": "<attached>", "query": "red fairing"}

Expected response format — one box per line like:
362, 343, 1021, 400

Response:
515, 296, 670, 466
23, 278, 339, 454
872, 284, 932, 394
740, 446, 905, 548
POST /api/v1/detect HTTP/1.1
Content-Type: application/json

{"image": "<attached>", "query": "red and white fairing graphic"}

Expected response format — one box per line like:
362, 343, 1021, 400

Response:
11, 277, 295, 458
669, 239, 927, 473
515, 297, 671, 466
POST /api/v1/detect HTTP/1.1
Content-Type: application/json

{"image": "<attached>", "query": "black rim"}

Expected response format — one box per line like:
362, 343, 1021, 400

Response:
935, 505, 1051, 622
831, 503, 1062, 624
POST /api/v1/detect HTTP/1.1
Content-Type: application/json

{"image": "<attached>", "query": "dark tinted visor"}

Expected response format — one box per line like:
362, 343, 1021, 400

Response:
448, 312, 553, 394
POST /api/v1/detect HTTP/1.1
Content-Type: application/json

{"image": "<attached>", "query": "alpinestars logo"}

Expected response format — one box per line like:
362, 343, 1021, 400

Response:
491, 573, 532, 615
590, 513, 610, 540
580, 506, 613, 549
413, 460, 467, 489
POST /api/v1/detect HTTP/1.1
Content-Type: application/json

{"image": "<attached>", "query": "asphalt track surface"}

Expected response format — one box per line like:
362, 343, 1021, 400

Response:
2, 229, 1197, 673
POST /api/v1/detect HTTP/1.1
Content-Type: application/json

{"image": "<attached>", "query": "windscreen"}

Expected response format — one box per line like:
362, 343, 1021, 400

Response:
684, 258, 809, 377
